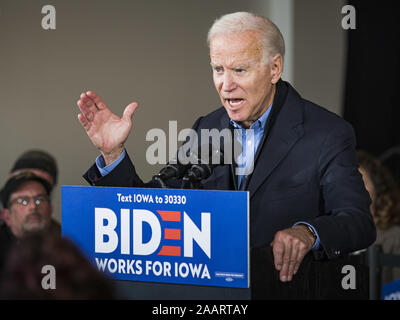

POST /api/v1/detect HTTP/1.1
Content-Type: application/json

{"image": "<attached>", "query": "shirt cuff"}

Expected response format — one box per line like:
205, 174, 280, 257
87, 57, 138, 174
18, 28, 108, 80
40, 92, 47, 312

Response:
95, 149, 126, 177
293, 221, 321, 251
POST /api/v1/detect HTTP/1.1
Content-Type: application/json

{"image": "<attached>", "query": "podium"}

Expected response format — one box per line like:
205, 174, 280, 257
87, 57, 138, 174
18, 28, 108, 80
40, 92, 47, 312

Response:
62, 186, 368, 300
62, 186, 250, 293
110, 246, 368, 300
251, 246, 369, 300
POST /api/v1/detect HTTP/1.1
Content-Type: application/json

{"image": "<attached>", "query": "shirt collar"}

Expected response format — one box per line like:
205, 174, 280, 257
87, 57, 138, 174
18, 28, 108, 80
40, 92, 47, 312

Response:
230, 103, 273, 130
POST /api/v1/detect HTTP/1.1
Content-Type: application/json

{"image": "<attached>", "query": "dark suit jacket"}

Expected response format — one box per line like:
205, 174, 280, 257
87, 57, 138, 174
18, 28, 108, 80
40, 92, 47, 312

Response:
84, 80, 376, 260
0, 221, 16, 274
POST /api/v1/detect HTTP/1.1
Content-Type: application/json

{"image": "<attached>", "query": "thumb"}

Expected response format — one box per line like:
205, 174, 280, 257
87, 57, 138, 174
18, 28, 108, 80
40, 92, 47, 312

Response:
122, 102, 139, 122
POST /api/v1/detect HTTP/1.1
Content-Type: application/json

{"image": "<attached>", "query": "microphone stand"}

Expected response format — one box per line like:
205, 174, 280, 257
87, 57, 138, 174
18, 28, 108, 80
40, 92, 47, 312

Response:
153, 143, 224, 189
180, 167, 204, 189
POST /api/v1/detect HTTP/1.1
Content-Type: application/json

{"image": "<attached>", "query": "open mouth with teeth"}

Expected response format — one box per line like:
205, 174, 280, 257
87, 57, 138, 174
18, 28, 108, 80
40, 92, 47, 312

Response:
225, 98, 244, 108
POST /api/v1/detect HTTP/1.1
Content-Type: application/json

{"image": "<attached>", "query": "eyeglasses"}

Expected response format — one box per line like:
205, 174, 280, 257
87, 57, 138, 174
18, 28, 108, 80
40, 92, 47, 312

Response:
8, 195, 49, 207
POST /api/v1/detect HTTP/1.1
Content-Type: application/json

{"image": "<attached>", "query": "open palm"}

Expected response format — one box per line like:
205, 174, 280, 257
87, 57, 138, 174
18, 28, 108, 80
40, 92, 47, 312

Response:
77, 91, 139, 164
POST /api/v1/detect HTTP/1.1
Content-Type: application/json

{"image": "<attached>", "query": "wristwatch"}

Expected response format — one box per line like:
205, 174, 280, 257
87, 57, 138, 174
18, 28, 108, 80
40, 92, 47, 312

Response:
301, 224, 317, 244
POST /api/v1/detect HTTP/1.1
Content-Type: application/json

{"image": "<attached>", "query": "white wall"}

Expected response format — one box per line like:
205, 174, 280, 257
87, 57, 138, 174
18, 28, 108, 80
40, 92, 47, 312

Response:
293, 0, 347, 115
0, 0, 346, 222
268, 0, 294, 84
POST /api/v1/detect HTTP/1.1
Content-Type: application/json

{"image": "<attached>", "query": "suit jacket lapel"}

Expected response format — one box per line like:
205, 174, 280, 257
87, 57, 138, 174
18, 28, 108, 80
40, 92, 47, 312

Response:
211, 81, 304, 194
247, 85, 305, 198
217, 112, 237, 190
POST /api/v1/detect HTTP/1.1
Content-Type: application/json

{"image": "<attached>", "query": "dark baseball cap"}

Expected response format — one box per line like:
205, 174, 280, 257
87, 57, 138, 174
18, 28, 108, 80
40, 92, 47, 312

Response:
0, 172, 52, 208
11, 150, 58, 186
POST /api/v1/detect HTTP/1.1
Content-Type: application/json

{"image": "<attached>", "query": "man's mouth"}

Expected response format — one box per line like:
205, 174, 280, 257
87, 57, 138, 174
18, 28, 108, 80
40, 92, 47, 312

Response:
225, 98, 244, 108
25, 212, 41, 222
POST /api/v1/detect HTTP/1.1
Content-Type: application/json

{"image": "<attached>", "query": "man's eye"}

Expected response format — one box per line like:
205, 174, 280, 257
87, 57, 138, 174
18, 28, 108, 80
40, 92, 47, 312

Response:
17, 198, 28, 205
235, 68, 245, 73
214, 67, 223, 73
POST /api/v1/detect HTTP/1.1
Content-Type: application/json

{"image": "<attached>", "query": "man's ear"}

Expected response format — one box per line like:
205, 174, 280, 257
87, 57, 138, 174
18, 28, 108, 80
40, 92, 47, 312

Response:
270, 54, 283, 84
1, 208, 11, 226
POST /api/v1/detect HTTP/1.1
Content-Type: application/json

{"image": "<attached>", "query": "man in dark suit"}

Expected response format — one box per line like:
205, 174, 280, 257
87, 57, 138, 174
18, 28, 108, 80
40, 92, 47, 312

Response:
77, 12, 376, 283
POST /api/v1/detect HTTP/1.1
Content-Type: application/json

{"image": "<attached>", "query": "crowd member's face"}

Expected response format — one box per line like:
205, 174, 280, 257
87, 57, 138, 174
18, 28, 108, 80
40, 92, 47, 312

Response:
210, 30, 282, 129
3, 181, 52, 239
359, 167, 376, 215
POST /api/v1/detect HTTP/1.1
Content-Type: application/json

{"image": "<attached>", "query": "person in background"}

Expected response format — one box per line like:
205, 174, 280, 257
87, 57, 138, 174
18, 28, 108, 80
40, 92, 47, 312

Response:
0, 172, 54, 273
358, 150, 400, 284
0, 232, 114, 299
0, 149, 60, 233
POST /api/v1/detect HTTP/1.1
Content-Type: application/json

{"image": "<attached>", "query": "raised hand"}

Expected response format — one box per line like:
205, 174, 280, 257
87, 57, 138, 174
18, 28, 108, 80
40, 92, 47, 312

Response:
77, 91, 139, 165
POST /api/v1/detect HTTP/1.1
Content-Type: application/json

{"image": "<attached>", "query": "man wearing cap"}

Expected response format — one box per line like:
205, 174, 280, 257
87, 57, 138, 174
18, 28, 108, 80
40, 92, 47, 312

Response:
0, 172, 53, 271
0, 149, 60, 232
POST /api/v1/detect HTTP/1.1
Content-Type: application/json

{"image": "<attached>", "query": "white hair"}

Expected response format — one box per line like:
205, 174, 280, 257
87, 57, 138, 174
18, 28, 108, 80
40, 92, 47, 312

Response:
207, 12, 285, 65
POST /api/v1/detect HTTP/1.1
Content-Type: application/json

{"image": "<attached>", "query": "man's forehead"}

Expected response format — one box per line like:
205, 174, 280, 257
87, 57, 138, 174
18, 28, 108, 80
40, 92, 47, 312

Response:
11, 180, 47, 196
210, 56, 258, 68
210, 31, 264, 65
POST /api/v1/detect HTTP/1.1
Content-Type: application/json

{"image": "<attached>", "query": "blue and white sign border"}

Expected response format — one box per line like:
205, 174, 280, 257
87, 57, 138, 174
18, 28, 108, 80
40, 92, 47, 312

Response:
62, 186, 250, 288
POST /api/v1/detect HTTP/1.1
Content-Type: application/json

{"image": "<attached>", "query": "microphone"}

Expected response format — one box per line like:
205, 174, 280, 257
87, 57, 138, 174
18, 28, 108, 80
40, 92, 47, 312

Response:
181, 144, 224, 188
152, 143, 224, 189
152, 142, 198, 188
152, 161, 190, 188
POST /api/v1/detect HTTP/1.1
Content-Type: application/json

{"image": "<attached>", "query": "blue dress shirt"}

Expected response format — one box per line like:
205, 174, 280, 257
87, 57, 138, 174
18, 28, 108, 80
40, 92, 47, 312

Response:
230, 104, 272, 190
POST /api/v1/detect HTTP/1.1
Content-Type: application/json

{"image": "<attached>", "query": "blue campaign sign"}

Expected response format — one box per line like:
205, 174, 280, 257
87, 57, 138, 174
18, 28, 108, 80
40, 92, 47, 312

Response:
62, 186, 249, 288
382, 279, 400, 300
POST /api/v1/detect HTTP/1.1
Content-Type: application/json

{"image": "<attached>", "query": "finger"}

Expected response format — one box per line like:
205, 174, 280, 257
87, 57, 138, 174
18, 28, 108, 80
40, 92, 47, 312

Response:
86, 91, 108, 110
78, 113, 90, 131
287, 242, 299, 281
279, 240, 292, 282
77, 99, 94, 122
80, 92, 99, 112
122, 102, 139, 122
272, 240, 284, 271
293, 244, 308, 275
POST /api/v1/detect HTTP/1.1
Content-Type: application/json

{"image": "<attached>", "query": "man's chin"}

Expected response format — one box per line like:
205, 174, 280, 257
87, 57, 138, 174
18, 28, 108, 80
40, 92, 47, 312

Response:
225, 109, 246, 124
22, 221, 49, 235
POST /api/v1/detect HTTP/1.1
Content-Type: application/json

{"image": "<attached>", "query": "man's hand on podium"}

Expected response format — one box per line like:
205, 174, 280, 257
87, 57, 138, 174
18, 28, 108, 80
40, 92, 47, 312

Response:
270, 225, 315, 282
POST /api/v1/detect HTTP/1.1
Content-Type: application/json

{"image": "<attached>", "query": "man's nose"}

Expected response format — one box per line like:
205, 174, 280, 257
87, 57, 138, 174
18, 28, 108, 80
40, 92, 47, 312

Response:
222, 73, 237, 92
26, 200, 38, 210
